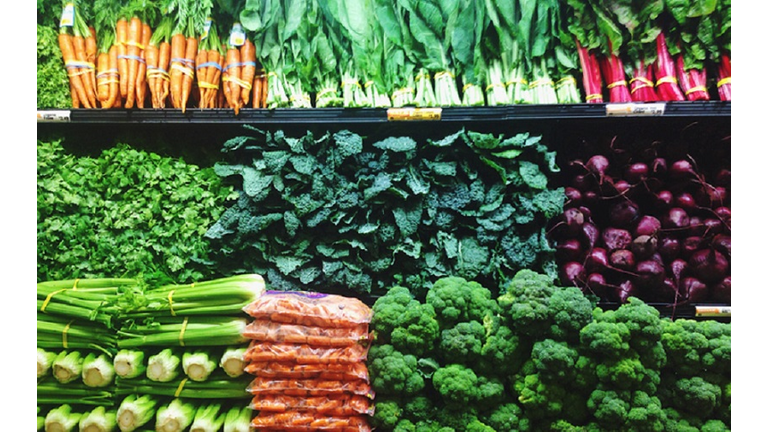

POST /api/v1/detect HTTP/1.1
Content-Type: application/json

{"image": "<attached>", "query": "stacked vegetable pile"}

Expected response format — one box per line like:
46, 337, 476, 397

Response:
242, 291, 375, 430
37, 139, 236, 287
37, 275, 265, 432
549, 130, 731, 306
205, 127, 563, 297
367, 270, 731, 431
38, 0, 731, 110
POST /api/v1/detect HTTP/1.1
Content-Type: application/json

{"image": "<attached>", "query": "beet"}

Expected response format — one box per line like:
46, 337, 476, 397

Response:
602, 227, 633, 251
609, 200, 641, 228
631, 235, 658, 260
610, 249, 636, 272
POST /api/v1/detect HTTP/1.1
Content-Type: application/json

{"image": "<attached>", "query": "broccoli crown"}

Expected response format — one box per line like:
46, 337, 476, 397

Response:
548, 286, 595, 342
432, 364, 480, 406
580, 318, 632, 357
483, 402, 529, 432
372, 286, 441, 357
480, 324, 530, 377
625, 391, 667, 432
403, 395, 436, 422
497, 270, 556, 337
513, 370, 569, 421
393, 419, 416, 432
426, 276, 499, 327
594, 352, 654, 392
371, 286, 419, 337
439, 321, 486, 365
531, 339, 580, 381
671, 376, 722, 418
372, 398, 404, 430
476, 375, 507, 407
465, 419, 496, 432
609, 297, 664, 354
661, 318, 731, 377
367, 344, 425, 396
587, 388, 632, 430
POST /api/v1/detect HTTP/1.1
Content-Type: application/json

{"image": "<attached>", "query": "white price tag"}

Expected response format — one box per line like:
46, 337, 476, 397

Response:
606, 102, 666, 117
60, 2, 75, 27
37, 110, 72, 122
201, 18, 213, 41
229, 23, 246, 47
695, 305, 731, 317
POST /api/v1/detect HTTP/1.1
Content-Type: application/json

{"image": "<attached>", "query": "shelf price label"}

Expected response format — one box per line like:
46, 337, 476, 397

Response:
387, 107, 442, 121
606, 102, 666, 117
37, 110, 71, 122
695, 305, 731, 318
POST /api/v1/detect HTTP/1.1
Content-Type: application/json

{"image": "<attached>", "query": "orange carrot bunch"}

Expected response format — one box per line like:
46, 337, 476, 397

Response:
196, 19, 224, 109
58, 3, 98, 108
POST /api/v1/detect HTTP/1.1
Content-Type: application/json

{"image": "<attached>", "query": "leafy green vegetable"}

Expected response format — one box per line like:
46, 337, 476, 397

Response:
38, 24, 71, 109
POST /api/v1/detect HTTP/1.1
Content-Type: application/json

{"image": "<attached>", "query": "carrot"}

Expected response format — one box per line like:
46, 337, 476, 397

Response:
239, 39, 256, 106
145, 40, 160, 107
96, 52, 111, 106
86, 27, 98, 101
260, 73, 268, 108
124, 16, 142, 109
224, 45, 241, 112
69, 81, 80, 108
58, 32, 91, 108
116, 18, 129, 102
169, 32, 187, 109
105, 45, 120, 109
202, 49, 221, 109
135, 22, 152, 108
72, 34, 97, 108
157, 41, 171, 108
180, 36, 199, 112
195, 48, 208, 108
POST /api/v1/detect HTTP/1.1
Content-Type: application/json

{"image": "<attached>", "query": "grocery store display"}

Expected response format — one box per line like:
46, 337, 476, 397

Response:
366, 270, 730, 431
36, 0, 731, 111
205, 127, 563, 297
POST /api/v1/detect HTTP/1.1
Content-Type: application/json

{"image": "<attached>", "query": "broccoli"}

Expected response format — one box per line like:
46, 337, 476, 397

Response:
393, 419, 416, 432
497, 270, 556, 338
476, 375, 507, 408
594, 352, 659, 393
530, 339, 580, 381
426, 276, 499, 327
547, 286, 595, 343
586, 388, 631, 430
610, 297, 664, 354
580, 316, 632, 357
483, 402, 530, 432
367, 344, 425, 396
465, 419, 496, 432
439, 321, 486, 365
700, 419, 730, 432
625, 391, 667, 432
659, 318, 711, 376
370, 286, 440, 357
479, 322, 530, 377
403, 395, 436, 422
671, 376, 722, 418
432, 363, 480, 406
372, 398, 404, 430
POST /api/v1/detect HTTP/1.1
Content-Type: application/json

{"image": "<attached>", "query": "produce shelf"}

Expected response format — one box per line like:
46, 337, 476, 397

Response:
37, 101, 731, 124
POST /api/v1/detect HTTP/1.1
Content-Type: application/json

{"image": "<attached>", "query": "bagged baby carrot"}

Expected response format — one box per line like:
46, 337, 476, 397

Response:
243, 291, 373, 328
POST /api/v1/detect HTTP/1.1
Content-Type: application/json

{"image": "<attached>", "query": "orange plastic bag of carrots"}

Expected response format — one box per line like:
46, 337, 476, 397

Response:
242, 320, 371, 347
243, 291, 373, 329
244, 341, 369, 365
251, 412, 372, 431
246, 377, 374, 398
245, 361, 370, 383
250, 394, 375, 416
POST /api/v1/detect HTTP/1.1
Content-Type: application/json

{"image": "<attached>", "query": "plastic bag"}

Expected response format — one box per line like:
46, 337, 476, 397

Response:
247, 377, 374, 398
242, 319, 371, 347
243, 291, 373, 328
251, 412, 371, 431
244, 341, 369, 364
250, 393, 375, 416
245, 361, 370, 382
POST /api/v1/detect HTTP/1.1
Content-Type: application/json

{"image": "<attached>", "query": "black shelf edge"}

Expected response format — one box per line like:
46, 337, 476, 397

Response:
37, 101, 731, 124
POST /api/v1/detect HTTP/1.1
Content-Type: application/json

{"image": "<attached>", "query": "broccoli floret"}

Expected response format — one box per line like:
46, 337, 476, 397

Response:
479, 323, 530, 377
672, 376, 722, 418
587, 388, 632, 430
497, 270, 556, 338
432, 364, 479, 406
483, 402, 530, 432
625, 391, 667, 432
403, 395, 436, 422
700, 419, 730, 432
530, 339, 579, 381
594, 352, 655, 392
372, 398, 404, 430
476, 375, 507, 408
466, 419, 496, 432
580, 317, 632, 357
367, 344, 425, 396
393, 419, 416, 432
660, 318, 710, 376
609, 297, 665, 355
513, 370, 567, 421
433, 406, 482, 431
371, 286, 440, 357
662, 407, 704, 432
426, 276, 499, 327
548, 286, 595, 342
439, 321, 486, 365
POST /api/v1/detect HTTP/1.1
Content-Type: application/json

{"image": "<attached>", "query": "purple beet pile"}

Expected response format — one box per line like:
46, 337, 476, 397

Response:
549, 137, 731, 306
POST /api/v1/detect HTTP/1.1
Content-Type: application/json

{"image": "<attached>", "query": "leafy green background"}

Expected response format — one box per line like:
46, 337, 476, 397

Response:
205, 126, 564, 298
37, 139, 237, 286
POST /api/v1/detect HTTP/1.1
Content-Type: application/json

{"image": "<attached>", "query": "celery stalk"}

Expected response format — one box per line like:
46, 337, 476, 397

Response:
38, 348, 57, 378
79, 406, 117, 432
45, 404, 82, 432
182, 350, 217, 382
116, 394, 158, 432
219, 347, 247, 378
189, 403, 225, 432
82, 352, 116, 388
52, 351, 84, 384
223, 406, 253, 432
113, 350, 146, 379
155, 399, 197, 432
147, 348, 181, 382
